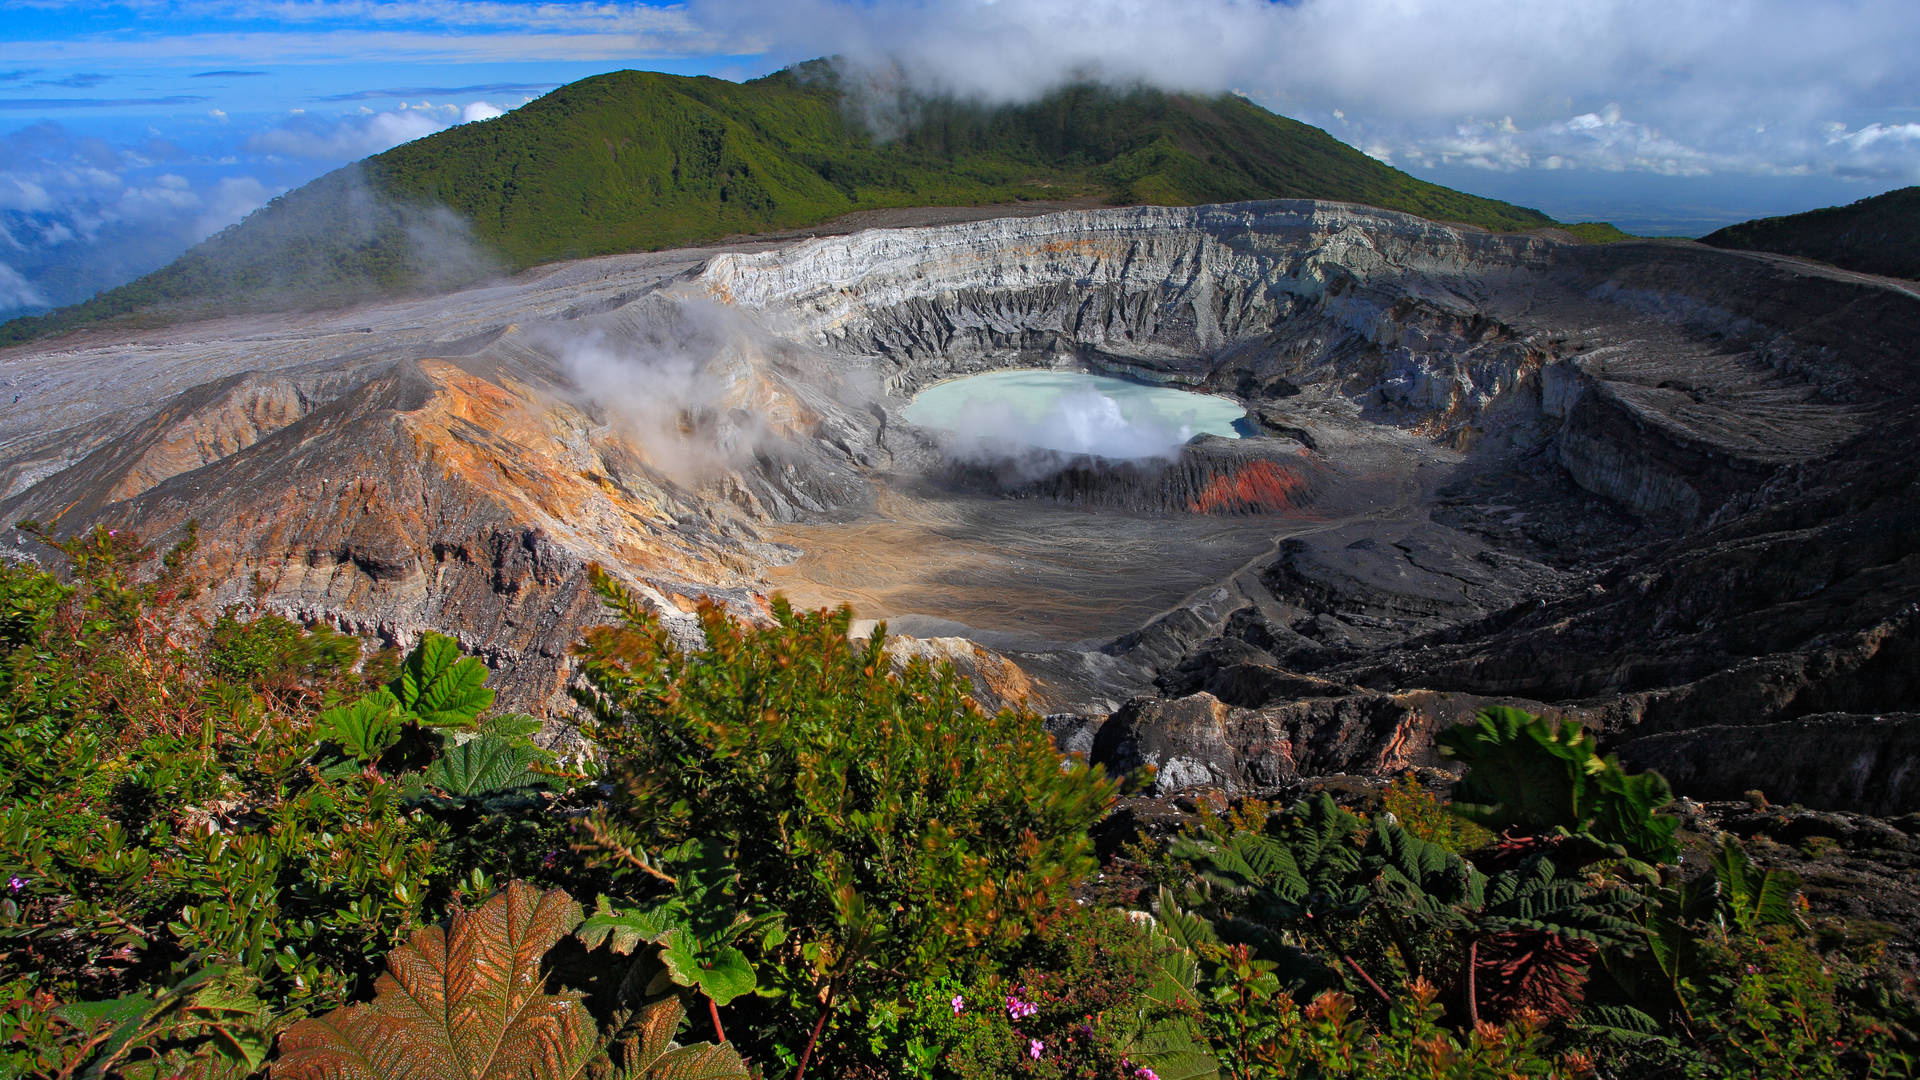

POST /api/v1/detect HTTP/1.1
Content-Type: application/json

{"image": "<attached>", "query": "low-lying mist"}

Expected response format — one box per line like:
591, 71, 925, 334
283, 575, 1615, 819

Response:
543, 293, 880, 493
545, 297, 775, 482
178, 163, 503, 307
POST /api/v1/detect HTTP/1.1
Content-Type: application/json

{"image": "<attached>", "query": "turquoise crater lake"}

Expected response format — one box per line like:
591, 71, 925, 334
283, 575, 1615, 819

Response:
902, 370, 1247, 460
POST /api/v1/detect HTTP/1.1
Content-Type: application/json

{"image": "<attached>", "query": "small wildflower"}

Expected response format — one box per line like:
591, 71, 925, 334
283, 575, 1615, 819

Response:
1028, 1039, 1044, 1060
6, 875, 24, 892
1134, 1069, 1160, 1080
951, 994, 965, 1015
1005, 994, 1037, 1020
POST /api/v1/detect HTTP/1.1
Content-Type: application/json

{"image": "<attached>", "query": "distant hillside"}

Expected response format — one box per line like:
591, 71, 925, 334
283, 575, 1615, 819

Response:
1701, 186, 1920, 281
2, 63, 1558, 344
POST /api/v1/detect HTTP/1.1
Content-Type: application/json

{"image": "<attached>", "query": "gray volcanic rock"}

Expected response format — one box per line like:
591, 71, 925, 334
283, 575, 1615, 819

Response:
3, 198, 1917, 814
1617, 713, 1920, 815
1085, 686, 1525, 796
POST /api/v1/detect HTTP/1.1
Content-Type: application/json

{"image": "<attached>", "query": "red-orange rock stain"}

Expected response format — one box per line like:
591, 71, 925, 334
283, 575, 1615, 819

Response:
1187, 460, 1313, 514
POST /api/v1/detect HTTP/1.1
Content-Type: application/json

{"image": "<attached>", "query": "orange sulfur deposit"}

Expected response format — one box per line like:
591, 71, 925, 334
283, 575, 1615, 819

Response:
1188, 459, 1316, 514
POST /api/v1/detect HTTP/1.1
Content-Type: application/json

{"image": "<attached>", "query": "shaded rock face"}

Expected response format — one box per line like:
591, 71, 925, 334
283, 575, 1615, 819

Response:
1618, 713, 1920, 816
935, 436, 1322, 516
4, 199, 1918, 815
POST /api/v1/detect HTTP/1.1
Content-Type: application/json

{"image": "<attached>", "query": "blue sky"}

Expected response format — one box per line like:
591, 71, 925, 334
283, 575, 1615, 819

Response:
2, 0, 1916, 318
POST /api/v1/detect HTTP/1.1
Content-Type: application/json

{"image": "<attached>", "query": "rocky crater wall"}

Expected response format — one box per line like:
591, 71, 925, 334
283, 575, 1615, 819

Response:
4, 199, 1917, 812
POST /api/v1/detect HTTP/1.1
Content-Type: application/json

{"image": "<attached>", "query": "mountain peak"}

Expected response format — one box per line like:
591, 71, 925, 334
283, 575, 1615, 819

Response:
1, 63, 1554, 345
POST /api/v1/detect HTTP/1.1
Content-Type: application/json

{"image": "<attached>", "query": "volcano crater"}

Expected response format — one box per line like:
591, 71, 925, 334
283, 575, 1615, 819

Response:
4, 199, 1916, 809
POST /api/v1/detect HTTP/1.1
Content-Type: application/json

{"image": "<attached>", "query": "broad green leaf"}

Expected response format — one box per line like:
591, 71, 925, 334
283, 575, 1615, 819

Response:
66, 967, 274, 1080
54, 994, 150, 1031
578, 897, 677, 956
657, 932, 756, 1006
425, 734, 549, 798
391, 632, 494, 727
1440, 707, 1584, 831
1152, 887, 1220, 953
1439, 706, 1679, 864
1575, 1004, 1680, 1047
481, 713, 545, 740
1711, 835, 1804, 933
691, 946, 755, 1007
1143, 936, 1205, 1014
314, 690, 402, 762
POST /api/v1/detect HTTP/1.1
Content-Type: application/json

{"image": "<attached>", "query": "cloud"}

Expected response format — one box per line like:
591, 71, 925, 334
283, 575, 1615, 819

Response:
0, 96, 211, 110
0, 121, 281, 317
247, 104, 458, 159
33, 73, 111, 89
1826, 121, 1920, 181
1380, 107, 1721, 178
0, 259, 48, 310
247, 98, 519, 159
318, 81, 556, 102
692, 0, 1920, 185
194, 175, 270, 236
191, 70, 268, 78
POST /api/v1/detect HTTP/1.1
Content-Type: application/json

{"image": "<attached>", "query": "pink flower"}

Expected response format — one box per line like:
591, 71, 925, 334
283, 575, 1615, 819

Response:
1135, 1069, 1160, 1080
1005, 994, 1037, 1020
1028, 1039, 1044, 1060
951, 994, 965, 1014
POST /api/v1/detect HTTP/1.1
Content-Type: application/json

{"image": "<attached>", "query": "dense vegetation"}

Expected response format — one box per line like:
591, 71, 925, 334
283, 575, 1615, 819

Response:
3, 526, 1915, 1078
0, 63, 1563, 346
1702, 186, 1920, 280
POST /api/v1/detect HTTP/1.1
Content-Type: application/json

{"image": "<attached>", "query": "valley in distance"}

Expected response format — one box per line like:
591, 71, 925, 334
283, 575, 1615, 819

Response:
4, 60, 1920, 1079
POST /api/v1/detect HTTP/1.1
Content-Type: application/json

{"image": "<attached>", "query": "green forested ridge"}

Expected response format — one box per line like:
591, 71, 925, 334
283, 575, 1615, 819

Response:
1701, 186, 1920, 280
1, 63, 1561, 345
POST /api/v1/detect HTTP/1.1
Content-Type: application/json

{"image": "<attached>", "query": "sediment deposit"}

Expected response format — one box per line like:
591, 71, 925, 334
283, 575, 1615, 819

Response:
3, 199, 1915, 808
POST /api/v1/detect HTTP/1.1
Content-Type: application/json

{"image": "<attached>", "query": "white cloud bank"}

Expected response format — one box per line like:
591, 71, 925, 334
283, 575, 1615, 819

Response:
694, 0, 1920, 185
248, 100, 505, 159
0, 123, 279, 316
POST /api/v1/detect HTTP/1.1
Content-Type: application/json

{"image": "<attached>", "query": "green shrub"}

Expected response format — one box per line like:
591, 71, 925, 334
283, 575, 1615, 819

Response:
0, 526, 588, 1061
5, 535, 1916, 1079
573, 570, 1118, 1075
1377, 775, 1492, 855
882, 905, 1212, 1080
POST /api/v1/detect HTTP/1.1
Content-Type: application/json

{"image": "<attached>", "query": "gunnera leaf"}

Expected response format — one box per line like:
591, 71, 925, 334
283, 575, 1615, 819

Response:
576, 897, 677, 957
392, 632, 495, 727
315, 690, 403, 763
657, 934, 757, 1007
425, 734, 550, 798
273, 881, 591, 1080
602, 996, 749, 1080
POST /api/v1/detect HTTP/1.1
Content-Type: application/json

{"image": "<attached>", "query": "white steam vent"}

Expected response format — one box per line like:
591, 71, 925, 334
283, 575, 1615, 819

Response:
902, 369, 1245, 461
